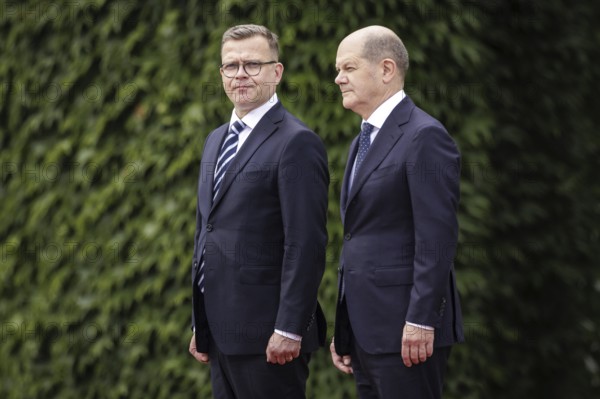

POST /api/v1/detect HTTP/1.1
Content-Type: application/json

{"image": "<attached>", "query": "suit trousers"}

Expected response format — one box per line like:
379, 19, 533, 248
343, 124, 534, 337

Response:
350, 336, 451, 399
208, 332, 310, 399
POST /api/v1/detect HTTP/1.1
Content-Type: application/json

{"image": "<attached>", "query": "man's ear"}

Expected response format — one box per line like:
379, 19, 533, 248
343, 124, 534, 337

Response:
381, 59, 397, 83
274, 62, 284, 82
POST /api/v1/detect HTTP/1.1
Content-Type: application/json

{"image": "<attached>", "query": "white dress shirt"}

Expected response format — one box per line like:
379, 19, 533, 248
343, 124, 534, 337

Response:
349, 90, 406, 187
225, 93, 279, 153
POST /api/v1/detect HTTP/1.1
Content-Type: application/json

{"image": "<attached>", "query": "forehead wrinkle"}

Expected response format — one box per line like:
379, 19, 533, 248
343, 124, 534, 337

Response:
336, 54, 363, 69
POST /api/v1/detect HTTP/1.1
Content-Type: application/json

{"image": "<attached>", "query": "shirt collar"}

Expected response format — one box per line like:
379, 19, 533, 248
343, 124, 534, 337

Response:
363, 90, 406, 129
229, 93, 279, 129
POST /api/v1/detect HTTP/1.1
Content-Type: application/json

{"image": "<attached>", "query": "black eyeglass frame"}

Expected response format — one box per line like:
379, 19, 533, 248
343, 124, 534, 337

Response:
219, 61, 278, 77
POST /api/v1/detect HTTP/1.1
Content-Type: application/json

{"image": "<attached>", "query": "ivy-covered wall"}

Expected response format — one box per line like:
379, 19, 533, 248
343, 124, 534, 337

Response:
1, 1, 598, 398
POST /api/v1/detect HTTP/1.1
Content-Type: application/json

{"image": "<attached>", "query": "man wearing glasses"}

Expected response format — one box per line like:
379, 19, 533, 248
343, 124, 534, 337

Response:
188, 25, 328, 399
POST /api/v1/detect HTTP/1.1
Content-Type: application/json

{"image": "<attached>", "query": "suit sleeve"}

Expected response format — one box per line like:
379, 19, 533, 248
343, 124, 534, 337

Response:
405, 124, 460, 328
190, 133, 212, 331
191, 132, 214, 263
274, 129, 329, 335
191, 194, 202, 331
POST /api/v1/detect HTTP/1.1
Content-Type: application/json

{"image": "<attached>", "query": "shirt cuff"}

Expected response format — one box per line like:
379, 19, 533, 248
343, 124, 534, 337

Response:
274, 329, 302, 341
406, 321, 434, 331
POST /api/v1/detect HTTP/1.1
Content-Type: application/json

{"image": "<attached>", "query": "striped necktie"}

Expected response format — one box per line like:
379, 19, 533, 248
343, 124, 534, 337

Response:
198, 119, 246, 293
213, 119, 245, 201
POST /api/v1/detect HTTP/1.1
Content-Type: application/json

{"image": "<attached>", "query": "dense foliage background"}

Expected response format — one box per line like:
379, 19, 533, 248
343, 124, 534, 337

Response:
1, 0, 598, 398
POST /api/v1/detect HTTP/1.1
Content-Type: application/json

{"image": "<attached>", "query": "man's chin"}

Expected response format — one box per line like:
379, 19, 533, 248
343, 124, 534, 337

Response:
232, 93, 260, 105
341, 98, 354, 111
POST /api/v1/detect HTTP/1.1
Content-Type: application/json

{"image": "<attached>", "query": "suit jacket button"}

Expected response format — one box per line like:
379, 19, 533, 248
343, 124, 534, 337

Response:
344, 233, 352, 240
206, 224, 213, 232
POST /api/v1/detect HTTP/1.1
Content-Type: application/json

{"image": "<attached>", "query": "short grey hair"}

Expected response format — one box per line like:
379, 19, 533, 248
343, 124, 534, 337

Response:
362, 32, 409, 77
221, 24, 279, 60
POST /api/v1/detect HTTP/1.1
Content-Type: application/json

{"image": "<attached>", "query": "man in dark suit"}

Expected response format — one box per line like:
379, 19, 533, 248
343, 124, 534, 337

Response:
330, 26, 464, 399
188, 24, 328, 399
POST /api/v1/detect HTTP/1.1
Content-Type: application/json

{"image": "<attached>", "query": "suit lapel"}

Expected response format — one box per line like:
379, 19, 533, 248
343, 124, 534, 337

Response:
344, 96, 416, 209
211, 102, 284, 210
199, 124, 228, 218
340, 136, 359, 217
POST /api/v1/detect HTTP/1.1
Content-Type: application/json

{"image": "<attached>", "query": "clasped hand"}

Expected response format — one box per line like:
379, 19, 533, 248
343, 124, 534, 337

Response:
329, 323, 435, 373
190, 332, 300, 365
266, 332, 301, 365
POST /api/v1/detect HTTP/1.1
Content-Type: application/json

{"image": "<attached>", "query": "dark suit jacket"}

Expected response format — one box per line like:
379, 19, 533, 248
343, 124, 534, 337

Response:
192, 101, 328, 355
335, 96, 464, 355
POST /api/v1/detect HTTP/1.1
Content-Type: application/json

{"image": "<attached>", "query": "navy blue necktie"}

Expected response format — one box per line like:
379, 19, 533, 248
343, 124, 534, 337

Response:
198, 119, 246, 293
213, 120, 245, 201
353, 122, 374, 180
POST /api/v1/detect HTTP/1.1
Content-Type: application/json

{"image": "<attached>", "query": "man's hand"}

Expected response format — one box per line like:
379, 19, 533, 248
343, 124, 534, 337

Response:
189, 334, 210, 364
401, 324, 434, 367
329, 339, 353, 374
266, 332, 301, 365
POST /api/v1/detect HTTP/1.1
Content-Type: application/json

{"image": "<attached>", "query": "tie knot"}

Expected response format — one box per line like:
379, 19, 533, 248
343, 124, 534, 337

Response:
230, 120, 245, 135
361, 122, 374, 136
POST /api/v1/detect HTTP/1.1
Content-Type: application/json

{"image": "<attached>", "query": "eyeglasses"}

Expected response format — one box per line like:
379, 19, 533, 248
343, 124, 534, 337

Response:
220, 61, 277, 78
